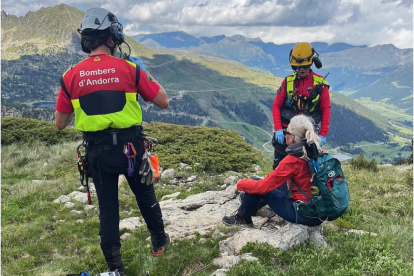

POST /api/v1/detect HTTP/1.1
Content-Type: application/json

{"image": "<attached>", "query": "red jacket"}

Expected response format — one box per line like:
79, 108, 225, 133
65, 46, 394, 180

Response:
237, 155, 313, 202
272, 71, 331, 136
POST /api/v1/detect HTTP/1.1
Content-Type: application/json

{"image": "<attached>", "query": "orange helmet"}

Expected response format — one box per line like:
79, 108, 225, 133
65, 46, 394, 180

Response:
289, 42, 315, 67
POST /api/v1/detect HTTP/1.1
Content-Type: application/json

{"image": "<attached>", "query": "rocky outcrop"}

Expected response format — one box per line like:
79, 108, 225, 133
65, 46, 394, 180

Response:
158, 183, 326, 274
53, 173, 329, 274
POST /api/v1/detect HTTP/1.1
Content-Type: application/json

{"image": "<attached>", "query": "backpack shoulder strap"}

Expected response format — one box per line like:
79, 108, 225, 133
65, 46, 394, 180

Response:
285, 76, 288, 92
287, 179, 312, 202
135, 64, 141, 87
60, 77, 70, 100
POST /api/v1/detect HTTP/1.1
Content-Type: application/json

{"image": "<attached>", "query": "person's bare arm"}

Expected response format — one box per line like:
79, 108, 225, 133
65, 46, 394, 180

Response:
146, 71, 168, 109
55, 111, 74, 130
150, 86, 169, 109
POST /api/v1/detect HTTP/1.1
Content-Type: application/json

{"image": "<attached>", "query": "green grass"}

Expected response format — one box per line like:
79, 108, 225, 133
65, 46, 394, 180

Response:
227, 164, 413, 276
1, 120, 412, 276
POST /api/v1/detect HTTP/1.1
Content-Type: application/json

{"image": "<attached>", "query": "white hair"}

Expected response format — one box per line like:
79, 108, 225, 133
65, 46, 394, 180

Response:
288, 115, 321, 159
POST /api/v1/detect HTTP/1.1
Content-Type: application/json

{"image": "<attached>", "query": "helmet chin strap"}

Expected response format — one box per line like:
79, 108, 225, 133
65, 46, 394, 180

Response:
104, 42, 117, 56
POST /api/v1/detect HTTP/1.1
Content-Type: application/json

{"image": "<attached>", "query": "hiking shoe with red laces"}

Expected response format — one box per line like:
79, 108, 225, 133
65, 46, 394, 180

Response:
152, 233, 171, 257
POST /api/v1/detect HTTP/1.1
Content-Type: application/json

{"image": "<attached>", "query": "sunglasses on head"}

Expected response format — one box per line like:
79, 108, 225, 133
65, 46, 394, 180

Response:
293, 65, 311, 70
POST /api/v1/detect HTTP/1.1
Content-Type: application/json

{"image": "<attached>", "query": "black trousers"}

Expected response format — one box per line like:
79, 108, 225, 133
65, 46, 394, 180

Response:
87, 132, 165, 269
273, 140, 288, 170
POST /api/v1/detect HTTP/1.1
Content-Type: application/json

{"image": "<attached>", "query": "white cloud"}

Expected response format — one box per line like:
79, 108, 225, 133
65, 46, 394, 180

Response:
1, 0, 412, 48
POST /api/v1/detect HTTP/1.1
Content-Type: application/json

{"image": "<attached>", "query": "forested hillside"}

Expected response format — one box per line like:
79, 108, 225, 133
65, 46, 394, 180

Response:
1, 4, 411, 164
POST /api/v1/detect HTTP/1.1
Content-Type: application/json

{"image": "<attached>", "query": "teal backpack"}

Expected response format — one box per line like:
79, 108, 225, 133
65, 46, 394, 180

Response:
288, 152, 351, 221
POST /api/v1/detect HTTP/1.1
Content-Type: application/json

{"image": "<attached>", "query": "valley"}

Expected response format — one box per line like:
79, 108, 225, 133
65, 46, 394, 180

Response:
1, 4, 412, 165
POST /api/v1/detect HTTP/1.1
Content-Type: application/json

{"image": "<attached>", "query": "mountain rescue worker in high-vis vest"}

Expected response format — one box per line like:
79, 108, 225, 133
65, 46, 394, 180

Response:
55, 7, 170, 274
272, 42, 331, 169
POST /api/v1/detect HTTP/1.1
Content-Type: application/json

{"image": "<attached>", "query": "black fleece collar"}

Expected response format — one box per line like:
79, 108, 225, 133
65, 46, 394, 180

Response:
285, 139, 306, 157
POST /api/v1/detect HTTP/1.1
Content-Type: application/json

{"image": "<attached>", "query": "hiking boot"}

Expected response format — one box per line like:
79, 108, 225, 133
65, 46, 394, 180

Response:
152, 233, 171, 257
222, 214, 253, 226
107, 261, 125, 274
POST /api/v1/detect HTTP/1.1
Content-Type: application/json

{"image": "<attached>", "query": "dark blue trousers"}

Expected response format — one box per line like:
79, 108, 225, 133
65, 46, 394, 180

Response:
238, 180, 322, 226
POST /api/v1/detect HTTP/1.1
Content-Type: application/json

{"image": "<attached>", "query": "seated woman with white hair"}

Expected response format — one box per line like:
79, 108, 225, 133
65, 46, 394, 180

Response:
223, 114, 323, 227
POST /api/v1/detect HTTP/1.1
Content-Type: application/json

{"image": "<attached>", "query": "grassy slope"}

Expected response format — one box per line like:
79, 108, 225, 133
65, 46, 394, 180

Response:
1, 119, 412, 276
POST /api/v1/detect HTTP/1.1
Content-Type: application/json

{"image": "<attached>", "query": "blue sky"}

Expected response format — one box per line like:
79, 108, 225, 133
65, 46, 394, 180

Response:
2, 0, 413, 48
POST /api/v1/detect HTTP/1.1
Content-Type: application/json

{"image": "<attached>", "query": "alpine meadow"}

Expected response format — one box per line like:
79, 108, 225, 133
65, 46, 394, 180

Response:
1, 4, 413, 276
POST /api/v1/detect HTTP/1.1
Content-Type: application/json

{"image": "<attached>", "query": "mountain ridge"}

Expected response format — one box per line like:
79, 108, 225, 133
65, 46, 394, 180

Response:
135, 31, 413, 117
1, 4, 411, 164
135, 31, 372, 50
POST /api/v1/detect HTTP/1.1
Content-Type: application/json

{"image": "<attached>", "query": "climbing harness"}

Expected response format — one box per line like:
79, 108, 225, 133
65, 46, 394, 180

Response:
123, 142, 137, 176
77, 141, 92, 205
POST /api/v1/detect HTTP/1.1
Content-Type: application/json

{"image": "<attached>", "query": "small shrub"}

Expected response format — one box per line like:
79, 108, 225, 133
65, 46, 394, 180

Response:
395, 158, 407, 165
1, 117, 81, 145
350, 153, 378, 172
144, 122, 268, 173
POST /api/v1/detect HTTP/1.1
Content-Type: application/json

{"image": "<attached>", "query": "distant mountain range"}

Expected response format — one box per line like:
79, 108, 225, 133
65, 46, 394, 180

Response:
133, 32, 369, 76
134, 31, 366, 54
134, 31, 413, 116
1, 4, 412, 163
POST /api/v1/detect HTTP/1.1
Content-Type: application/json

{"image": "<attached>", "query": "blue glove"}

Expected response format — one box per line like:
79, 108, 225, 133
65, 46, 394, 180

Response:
319, 135, 327, 147
129, 56, 147, 72
274, 129, 284, 144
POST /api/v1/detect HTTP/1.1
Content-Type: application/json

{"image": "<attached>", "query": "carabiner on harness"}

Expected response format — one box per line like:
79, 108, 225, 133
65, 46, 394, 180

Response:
123, 142, 137, 176
77, 141, 92, 205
